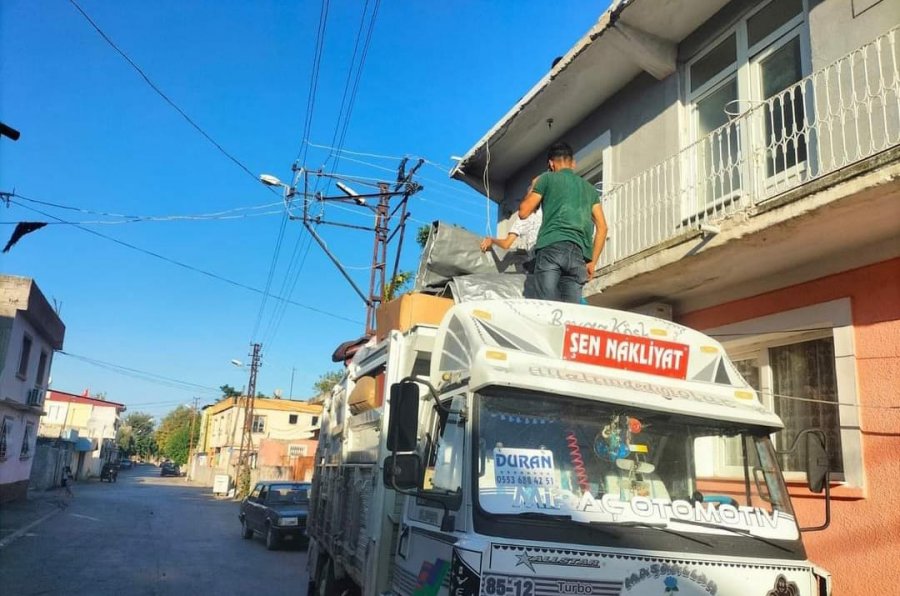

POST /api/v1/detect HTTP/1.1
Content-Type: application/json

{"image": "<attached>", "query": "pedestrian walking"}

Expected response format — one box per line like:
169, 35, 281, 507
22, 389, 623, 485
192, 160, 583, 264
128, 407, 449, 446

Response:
518, 141, 607, 303
60, 465, 74, 498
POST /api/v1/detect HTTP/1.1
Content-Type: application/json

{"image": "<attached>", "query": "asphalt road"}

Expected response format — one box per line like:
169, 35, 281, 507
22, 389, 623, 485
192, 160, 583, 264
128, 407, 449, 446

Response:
0, 464, 309, 595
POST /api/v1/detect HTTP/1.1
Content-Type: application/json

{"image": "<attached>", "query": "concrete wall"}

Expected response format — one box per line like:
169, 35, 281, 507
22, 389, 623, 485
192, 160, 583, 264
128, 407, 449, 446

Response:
0, 315, 53, 405
679, 257, 900, 596
808, 0, 900, 69
0, 403, 39, 502
29, 439, 74, 491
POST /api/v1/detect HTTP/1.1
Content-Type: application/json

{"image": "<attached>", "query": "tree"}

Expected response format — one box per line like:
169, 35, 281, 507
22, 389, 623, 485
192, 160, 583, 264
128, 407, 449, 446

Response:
219, 384, 241, 398
384, 271, 413, 301
155, 405, 199, 465
118, 412, 156, 459
313, 370, 344, 396
416, 224, 432, 248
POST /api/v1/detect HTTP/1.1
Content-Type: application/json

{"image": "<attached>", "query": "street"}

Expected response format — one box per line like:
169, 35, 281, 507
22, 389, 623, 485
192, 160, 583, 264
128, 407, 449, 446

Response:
0, 464, 309, 595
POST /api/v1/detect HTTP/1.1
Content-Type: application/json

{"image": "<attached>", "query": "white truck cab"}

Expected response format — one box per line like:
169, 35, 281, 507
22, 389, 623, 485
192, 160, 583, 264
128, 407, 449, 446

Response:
307, 299, 832, 596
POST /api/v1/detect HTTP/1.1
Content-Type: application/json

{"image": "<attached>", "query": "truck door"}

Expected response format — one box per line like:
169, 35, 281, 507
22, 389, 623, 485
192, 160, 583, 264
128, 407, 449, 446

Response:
394, 394, 467, 596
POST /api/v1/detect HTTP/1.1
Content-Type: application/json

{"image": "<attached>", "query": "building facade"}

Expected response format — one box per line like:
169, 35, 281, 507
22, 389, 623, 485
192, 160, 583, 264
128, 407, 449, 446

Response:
39, 390, 125, 480
193, 396, 322, 486
452, 1, 899, 593
0, 276, 65, 502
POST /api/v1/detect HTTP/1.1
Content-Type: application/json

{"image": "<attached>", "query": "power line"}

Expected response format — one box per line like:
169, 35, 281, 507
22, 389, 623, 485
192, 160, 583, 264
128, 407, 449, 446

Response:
323, 0, 381, 186
11, 199, 362, 324
58, 351, 219, 393
250, 211, 289, 341
295, 0, 331, 166
67, 0, 273, 192
13, 193, 284, 221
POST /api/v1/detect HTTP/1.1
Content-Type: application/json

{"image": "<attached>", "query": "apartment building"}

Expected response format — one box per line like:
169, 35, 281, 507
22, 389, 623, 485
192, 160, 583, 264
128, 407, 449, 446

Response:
0, 276, 65, 502
39, 390, 125, 479
452, 1, 899, 592
195, 396, 322, 485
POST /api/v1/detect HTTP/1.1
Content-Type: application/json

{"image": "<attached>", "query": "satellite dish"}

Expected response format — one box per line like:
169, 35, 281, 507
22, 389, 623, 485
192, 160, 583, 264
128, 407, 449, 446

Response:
273, 389, 283, 399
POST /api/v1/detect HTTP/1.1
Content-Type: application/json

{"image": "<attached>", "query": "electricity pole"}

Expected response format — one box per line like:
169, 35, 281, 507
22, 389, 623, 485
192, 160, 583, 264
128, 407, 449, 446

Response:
236, 342, 262, 495
186, 396, 200, 481
365, 183, 391, 335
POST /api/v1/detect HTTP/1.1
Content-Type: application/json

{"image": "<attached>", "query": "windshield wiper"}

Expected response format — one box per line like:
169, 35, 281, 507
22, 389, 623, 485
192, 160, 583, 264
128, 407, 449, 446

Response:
664, 518, 793, 552
589, 520, 712, 547
511, 512, 619, 538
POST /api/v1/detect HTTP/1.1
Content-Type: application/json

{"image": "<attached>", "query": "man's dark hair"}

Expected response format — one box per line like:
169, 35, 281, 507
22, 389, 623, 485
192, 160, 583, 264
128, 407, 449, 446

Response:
547, 142, 574, 162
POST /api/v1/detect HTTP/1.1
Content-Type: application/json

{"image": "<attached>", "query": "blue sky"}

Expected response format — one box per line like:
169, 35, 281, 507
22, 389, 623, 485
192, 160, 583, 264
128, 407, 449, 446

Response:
1, 1, 606, 419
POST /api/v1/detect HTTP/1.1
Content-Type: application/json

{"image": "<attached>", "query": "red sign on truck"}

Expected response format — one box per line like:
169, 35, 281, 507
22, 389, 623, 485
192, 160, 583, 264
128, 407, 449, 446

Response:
563, 325, 690, 379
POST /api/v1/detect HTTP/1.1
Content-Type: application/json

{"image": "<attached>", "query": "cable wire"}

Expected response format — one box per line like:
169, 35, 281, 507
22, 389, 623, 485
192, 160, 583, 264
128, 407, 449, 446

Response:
68, 0, 273, 192
11, 200, 362, 324
295, 0, 331, 166
58, 351, 219, 393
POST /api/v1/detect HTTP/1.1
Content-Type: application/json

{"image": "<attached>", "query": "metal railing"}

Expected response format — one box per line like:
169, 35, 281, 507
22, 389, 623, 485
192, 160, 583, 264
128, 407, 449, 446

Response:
600, 26, 899, 267
27, 387, 46, 407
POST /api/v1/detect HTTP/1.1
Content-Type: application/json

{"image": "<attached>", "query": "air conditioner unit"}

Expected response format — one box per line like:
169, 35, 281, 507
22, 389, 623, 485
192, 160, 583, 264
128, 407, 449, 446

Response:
630, 301, 673, 321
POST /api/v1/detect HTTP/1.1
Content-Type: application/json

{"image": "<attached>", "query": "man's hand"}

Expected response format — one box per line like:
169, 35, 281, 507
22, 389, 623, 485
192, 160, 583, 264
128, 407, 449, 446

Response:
586, 260, 597, 279
480, 237, 493, 252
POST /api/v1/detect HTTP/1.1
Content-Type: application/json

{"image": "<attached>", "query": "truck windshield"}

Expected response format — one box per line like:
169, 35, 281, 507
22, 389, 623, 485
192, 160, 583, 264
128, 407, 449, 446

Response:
475, 391, 799, 543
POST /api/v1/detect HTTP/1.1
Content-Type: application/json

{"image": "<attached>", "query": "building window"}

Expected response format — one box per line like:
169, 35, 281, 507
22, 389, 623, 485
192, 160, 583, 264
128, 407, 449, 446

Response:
685, 0, 808, 215
36, 351, 49, 387
0, 417, 13, 460
703, 299, 861, 487
17, 334, 33, 379
251, 415, 266, 433
311, 416, 319, 426
20, 421, 34, 458
288, 414, 298, 425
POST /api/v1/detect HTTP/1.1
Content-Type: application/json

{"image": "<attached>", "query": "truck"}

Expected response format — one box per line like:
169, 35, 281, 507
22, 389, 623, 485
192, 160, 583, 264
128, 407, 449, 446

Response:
307, 298, 832, 596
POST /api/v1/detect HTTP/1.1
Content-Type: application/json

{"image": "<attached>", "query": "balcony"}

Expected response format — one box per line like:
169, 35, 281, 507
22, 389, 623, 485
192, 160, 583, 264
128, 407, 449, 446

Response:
27, 387, 46, 407
596, 27, 899, 308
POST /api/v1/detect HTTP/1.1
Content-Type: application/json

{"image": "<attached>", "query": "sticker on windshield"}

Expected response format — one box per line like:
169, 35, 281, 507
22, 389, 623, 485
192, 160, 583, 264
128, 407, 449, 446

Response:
493, 448, 556, 488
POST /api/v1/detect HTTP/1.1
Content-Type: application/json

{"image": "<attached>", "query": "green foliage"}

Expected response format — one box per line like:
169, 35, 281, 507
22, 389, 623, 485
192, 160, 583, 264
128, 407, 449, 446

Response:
313, 370, 344, 396
416, 224, 432, 248
219, 384, 241, 398
118, 412, 156, 458
155, 405, 200, 465
383, 271, 413, 301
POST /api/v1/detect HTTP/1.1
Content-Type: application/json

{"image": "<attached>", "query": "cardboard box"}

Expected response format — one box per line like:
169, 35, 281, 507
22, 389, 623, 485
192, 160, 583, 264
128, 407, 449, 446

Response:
375, 293, 453, 339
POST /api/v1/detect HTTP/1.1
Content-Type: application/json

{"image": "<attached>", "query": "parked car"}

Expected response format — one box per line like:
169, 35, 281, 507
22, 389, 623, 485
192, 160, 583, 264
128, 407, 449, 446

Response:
118, 459, 133, 470
160, 462, 180, 477
239, 482, 311, 550
100, 462, 118, 482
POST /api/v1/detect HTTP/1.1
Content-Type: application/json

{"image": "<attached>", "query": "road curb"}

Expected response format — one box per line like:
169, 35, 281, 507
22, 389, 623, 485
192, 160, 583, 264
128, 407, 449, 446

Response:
0, 505, 62, 549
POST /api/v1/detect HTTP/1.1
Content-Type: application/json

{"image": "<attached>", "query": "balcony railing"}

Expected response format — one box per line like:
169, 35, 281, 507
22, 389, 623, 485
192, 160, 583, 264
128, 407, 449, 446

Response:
27, 387, 46, 407
600, 26, 900, 268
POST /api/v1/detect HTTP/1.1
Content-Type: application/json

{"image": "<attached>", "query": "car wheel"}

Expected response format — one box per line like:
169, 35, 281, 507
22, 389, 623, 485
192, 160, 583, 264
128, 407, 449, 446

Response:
265, 525, 279, 550
241, 518, 253, 539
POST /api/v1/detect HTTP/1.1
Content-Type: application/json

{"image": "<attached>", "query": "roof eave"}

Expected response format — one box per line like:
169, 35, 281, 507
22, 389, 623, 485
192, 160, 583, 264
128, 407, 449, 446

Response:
450, 2, 628, 192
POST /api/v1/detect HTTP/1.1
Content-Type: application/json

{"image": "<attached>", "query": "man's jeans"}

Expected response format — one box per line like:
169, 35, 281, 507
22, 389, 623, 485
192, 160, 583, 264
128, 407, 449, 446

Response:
524, 241, 587, 303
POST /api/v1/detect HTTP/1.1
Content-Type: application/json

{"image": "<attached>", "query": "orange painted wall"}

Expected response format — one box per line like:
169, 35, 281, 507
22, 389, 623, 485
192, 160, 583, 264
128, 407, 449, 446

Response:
680, 258, 900, 596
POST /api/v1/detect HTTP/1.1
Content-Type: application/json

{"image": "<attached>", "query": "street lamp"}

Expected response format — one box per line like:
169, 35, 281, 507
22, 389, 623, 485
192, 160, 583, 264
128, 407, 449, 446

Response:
259, 173, 287, 188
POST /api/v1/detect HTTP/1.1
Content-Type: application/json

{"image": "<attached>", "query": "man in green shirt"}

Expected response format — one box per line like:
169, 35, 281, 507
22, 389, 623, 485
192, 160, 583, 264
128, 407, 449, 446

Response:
518, 142, 607, 303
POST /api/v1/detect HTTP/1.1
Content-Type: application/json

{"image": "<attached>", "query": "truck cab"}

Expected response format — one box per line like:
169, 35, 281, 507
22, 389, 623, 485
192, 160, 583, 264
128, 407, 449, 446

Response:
308, 299, 831, 596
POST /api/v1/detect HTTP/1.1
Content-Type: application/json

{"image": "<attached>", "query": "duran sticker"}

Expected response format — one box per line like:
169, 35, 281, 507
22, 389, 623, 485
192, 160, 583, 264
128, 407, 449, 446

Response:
493, 448, 556, 488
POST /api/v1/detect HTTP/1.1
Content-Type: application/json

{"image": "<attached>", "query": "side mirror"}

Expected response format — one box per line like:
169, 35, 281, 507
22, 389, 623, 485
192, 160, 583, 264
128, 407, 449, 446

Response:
383, 453, 422, 491
387, 381, 420, 452
805, 431, 829, 494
